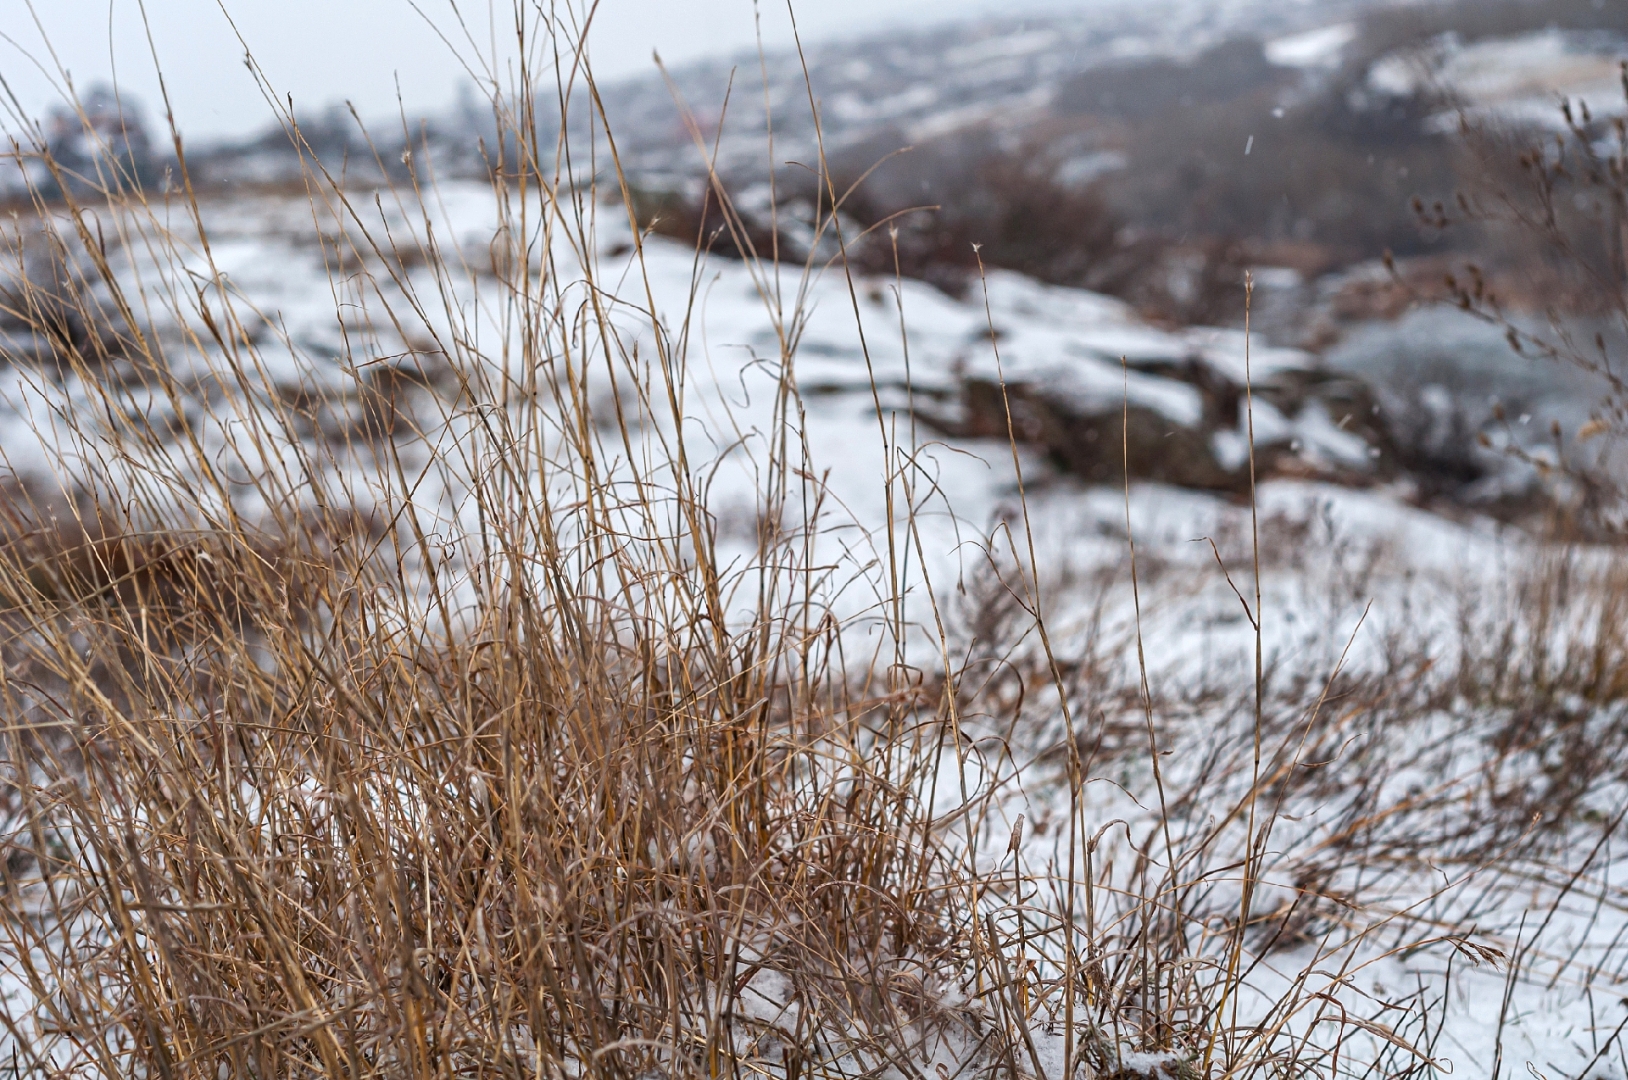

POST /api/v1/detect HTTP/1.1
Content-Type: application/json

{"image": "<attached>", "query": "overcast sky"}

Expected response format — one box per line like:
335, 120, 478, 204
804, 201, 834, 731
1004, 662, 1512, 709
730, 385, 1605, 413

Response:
0, 0, 1077, 141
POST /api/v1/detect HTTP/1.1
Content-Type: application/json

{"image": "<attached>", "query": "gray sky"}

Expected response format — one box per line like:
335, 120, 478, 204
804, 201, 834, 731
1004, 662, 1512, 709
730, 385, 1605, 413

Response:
0, 0, 1054, 141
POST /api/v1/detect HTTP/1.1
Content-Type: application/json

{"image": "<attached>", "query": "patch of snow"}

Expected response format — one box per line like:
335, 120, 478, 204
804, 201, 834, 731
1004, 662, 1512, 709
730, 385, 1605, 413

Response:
1444, 29, 1626, 111
1183, 326, 1313, 382
1371, 29, 1628, 127
1293, 397, 1373, 469
1212, 426, 1250, 472
1250, 266, 1304, 291
1055, 149, 1129, 187
1266, 21, 1357, 70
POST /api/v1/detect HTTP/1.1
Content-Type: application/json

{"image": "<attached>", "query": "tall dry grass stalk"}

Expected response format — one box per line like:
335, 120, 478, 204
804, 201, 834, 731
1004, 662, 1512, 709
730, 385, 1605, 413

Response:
0, 6, 1033, 1077
0, 4, 1623, 1080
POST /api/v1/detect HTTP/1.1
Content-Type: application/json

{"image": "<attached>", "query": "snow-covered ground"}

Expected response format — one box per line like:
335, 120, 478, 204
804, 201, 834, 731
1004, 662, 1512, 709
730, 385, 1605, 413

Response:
579, 0, 1380, 182
1369, 27, 1628, 130
1, 177, 1626, 1075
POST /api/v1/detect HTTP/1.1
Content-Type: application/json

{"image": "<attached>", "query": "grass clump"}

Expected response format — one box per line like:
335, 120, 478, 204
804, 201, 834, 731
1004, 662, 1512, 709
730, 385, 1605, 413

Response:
0, 27, 994, 1080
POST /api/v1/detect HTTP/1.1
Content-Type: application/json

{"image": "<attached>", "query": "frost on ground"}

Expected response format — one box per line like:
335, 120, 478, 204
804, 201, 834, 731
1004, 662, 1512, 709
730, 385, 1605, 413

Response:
0, 177, 1624, 1078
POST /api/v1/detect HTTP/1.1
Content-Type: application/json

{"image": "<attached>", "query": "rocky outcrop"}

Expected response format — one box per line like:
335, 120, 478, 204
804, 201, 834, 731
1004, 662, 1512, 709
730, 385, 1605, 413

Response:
954, 377, 1244, 491
929, 351, 1479, 499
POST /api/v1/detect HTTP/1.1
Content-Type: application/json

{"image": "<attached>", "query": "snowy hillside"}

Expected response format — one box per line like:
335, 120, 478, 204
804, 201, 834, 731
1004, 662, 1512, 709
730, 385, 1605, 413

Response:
593, 0, 1376, 181
1368, 26, 1628, 128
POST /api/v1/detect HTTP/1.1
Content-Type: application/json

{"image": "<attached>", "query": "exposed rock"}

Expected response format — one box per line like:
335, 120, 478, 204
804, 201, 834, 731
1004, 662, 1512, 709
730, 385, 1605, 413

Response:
930, 348, 1490, 499
955, 378, 1244, 491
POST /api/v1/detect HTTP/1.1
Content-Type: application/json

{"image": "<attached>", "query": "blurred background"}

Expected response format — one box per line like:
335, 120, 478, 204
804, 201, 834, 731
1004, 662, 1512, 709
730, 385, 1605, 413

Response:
0, 0, 1059, 139
4, 0, 1627, 526
7, 0, 1621, 322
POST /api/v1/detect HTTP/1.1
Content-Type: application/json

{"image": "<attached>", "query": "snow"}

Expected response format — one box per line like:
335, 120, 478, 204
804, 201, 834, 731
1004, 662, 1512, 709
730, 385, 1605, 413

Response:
0, 175, 1624, 1076
598, 0, 1373, 182
1370, 29, 1628, 129
1265, 22, 1358, 70
1055, 149, 1130, 187
1182, 325, 1314, 382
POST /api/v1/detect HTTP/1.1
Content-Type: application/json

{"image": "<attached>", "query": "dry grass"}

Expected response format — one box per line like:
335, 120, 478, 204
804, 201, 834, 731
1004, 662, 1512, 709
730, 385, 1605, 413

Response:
0, 5, 1624, 1080
0, 12, 1012, 1078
